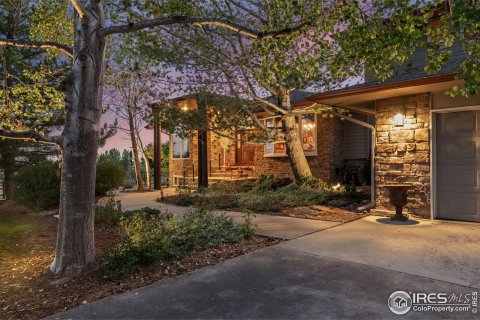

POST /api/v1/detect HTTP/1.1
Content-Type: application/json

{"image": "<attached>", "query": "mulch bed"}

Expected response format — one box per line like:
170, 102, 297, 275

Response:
159, 193, 370, 223
0, 202, 279, 320
275, 205, 368, 222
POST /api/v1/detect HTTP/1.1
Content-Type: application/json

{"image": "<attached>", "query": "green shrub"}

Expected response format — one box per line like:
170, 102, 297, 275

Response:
255, 175, 293, 191
14, 162, 60, 210
327, 199, 350, 207
96, 160, 127, 196
124, 207, 162, 217
101, 207, 254, 280
95, 197, 123, 225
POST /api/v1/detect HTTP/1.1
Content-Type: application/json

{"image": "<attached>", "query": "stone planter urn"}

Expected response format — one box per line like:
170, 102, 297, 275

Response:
379, 184, 413, 221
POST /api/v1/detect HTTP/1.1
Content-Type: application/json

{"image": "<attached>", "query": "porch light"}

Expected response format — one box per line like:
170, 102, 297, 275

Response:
181, 102, 188, 112
394, 113, 405, 127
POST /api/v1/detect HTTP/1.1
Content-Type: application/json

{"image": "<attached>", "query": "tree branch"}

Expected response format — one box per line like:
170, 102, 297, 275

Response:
102, 15, 318, 38
69, 0, 87, 19
0, 39, 73, 58
0, 130, 62, 147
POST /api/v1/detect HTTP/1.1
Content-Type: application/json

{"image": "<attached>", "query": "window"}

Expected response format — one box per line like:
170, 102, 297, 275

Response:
172, 134, 190, 159
300, 113, 316, 153
262, 113, 317, 157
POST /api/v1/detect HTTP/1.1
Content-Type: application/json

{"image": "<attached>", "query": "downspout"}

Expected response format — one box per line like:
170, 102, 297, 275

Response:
330, 108, 376, 212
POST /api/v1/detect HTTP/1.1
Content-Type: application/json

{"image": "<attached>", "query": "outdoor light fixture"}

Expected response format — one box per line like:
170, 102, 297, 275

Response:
394, 113, 405, 126
181, 102, 188, 112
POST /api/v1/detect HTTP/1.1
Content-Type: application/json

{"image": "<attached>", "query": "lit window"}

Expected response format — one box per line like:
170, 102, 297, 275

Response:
262, 113, 317, 157
172, 134, 190, 159
300, 113, 317, 153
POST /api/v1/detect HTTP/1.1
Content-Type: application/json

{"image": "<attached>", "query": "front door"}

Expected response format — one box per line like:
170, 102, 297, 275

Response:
436, 110, 480, 222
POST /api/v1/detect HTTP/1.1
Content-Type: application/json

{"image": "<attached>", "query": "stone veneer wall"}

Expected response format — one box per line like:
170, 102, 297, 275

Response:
375, 93, 431, 217
253, 115, 344, 182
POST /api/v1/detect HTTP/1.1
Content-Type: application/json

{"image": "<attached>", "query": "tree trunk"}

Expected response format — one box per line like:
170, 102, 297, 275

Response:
49, 3, 107, 278
4, 166, 14, 200
2, 151, 16, 200
136, 130, 151, 190
280, 93, 313, 179
127, 106, 145, 191
142, 150, 151, 190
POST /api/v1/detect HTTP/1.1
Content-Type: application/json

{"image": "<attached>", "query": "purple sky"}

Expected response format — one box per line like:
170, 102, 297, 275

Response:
98, 111, 169, 154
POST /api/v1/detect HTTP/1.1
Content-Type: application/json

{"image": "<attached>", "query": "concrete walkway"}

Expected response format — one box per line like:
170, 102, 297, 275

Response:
115, 190, 341, 240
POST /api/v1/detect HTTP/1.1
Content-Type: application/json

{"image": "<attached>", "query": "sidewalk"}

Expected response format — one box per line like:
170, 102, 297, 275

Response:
115, 190, 341, 240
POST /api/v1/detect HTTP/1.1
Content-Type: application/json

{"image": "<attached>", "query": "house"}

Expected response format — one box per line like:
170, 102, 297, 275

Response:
149, 93, 371, 188
308, 38, 480, 222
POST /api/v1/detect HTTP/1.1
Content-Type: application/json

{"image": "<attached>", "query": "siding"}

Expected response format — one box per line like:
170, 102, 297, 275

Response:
343, 114, 370, 160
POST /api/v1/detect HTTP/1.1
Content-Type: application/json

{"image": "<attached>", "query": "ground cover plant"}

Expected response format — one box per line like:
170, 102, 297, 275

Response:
0, 201, 271, 320
162, 175, 369, 213
102, 206, 255, 279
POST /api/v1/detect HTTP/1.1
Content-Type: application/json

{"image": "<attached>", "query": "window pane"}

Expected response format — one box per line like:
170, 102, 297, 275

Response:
301, 114, 316, 152
265, 143, 274, 155
266, 119, 275, 129
274, 142, 286, 154
182, 138, 190, 158
173, 134, 182, 158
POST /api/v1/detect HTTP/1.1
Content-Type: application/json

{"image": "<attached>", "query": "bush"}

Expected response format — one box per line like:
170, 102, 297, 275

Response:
101, 207, 254, 279
255, 174, 293, 191
14, 162, 60, 210
96, 160, 127, 196
95, 197, 123, 225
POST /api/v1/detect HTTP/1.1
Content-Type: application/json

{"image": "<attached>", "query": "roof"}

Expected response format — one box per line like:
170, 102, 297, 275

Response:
309, 39, 465, 102
264, 90, 314, 108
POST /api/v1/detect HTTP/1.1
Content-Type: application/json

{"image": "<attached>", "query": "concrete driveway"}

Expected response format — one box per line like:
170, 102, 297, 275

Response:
281, 215, 480, 288
47, 216, 480, 319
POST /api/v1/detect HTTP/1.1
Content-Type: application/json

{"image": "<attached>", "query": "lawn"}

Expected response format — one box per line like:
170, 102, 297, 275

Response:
0, 206, 34, 252
0, 217, 31, 235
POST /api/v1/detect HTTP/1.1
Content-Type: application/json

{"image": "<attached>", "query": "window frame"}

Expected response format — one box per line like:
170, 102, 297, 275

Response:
172, 133, 191, 160
261, 112, 318, 158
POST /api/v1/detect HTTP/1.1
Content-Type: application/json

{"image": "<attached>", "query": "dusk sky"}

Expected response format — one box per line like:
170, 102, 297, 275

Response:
98, 111, 169, 154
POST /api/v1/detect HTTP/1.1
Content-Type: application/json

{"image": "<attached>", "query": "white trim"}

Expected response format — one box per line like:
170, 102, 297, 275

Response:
430, 104, 480, 221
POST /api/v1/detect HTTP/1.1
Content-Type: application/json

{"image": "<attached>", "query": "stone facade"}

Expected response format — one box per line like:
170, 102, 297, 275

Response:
375, 93, 431, 217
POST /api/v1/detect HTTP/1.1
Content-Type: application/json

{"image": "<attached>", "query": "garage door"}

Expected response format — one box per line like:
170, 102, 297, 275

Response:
436, 110, 480, 222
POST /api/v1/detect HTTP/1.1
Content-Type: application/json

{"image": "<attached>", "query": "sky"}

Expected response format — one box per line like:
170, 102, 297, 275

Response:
98, 112, 168, 154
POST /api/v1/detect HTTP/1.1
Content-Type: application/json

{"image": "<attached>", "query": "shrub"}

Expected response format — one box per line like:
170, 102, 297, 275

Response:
14, 162, 60, 210
101, 207, 254, 280
255, 174, 293, 191
96, 160, 127, 196
95, 197, 123, 225
327, 199, 350, 207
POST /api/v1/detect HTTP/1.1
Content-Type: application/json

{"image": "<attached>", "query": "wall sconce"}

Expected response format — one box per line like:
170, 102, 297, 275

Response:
394, 113, 405, 127
181, 102, 188, 112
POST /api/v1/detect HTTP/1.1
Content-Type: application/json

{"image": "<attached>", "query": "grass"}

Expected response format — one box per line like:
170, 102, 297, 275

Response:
0, 213, 33, 253
0, 217, 31, 235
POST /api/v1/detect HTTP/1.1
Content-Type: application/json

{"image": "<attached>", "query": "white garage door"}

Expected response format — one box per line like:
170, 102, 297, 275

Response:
436, 110, 480, 222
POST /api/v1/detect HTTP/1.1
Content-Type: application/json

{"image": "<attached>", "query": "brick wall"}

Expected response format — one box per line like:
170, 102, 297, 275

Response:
169, 115, 345, 184
253, 115, 344, 182
375, 93, 431, 217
